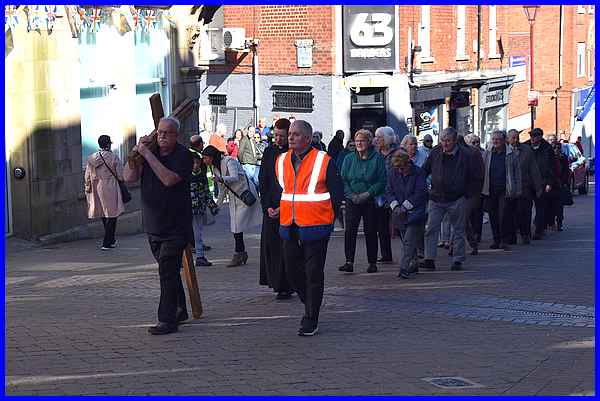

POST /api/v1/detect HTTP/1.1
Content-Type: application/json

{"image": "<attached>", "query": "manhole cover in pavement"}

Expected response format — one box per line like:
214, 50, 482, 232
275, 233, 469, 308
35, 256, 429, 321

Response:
422, 377, 484, 389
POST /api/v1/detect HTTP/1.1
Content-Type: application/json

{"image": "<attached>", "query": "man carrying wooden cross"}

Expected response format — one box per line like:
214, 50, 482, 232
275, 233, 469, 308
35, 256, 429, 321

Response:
124, 117, 193, 335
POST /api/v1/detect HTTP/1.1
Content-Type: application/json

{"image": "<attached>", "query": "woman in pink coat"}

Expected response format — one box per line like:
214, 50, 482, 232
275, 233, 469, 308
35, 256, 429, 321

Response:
84, 135, 125, 250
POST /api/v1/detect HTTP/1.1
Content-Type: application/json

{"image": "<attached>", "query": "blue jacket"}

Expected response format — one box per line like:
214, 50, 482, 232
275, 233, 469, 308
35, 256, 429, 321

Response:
385, 163, 428, 225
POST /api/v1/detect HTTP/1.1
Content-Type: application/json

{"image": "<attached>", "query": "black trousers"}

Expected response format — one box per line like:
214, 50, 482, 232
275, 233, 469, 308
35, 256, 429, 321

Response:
101, 217, 117, 247
283, 225, 329, 324
465, 195, 483, 248
344, 200, 378, 264
148, 235, 188, 325
259, 215, 291, 293
487, 189, 509, 245
533, 193, 548, 235
546, 188, 564, 227
507, 192, 533, 239
375, 206, 393, 261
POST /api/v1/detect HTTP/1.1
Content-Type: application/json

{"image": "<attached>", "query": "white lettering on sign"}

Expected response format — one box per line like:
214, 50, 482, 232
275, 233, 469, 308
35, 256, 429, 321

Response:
350, 47, 392, 58
350, 13, 394, 47
485, 91, 504, 104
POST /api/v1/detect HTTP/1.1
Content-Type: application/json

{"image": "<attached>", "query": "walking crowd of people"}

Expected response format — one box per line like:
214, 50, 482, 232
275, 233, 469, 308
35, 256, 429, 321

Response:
87, 115, 583, 337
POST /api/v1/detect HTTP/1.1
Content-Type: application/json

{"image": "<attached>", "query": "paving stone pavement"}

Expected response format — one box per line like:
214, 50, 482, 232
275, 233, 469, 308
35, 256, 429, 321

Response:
5, 187, 595, 395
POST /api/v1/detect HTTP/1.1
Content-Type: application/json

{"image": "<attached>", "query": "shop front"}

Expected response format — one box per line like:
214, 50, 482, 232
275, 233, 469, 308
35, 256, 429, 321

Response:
478, 76, 514, 146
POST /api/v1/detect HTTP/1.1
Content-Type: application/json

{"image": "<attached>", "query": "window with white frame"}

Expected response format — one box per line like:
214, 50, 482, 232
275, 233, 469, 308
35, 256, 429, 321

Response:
419, 5, 432, 61
577, 42, 586, 77
588, 5, 594, 14
488, 5, 498, 57
577, 5, 586, 14
456, 5, 466, 59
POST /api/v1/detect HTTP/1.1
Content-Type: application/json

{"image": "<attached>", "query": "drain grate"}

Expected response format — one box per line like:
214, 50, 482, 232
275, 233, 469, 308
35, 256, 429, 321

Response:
422, 377, 484, 389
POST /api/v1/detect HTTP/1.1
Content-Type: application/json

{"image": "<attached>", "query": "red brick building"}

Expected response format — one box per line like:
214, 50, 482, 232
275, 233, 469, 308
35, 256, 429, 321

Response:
198, 5, 594, 150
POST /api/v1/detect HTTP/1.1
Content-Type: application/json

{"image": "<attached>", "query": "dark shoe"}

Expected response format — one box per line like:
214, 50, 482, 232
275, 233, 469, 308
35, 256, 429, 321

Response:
437, 241, 446, 248
532, 232, 544, 240
366, 264, 378, 273
176, 309, 189, 325
109, 240, 118, 248
398, 269, 410, 279
195, 257, 213, 267
522, 235, 531, 245
203, 245, 212, 251
499, 243, 510, 251
490, 243, 500, 249
227, 252, 246, 267
148, 322, 177, 335
507, 238, 517, 245
407, 259, 419, 274
276, 291, 293, 300
451, 262, 463, 271
421, 259, 436, 270
470, 248, 478, 256
338, 263, 353, 272
448, 247, 454, 256
298, 318, 319, 336
377, 258, 394, 264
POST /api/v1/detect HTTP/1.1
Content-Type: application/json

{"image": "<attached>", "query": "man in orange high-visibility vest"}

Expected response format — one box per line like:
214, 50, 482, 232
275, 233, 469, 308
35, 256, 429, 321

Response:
276, 120, 344, 336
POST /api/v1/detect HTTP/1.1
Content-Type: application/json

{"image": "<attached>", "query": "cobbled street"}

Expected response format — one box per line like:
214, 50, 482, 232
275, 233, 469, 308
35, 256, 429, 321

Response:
5, 188, 595, 395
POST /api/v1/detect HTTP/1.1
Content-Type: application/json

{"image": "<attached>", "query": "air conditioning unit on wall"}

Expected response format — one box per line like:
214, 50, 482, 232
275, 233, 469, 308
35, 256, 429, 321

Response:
223, 28, 246, 50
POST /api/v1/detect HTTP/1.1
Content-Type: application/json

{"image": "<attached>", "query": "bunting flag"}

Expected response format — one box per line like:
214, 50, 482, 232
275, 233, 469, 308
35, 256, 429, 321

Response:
45, 5, 57, 32
77, 6, 87, 29
162, 9, 175, 26
25, 5, 42, 32
5, 5, 18, 30
117, 9, 132, 35
90, 7, 101, 32
130, 6, 140, 30
140, 9, 157, 31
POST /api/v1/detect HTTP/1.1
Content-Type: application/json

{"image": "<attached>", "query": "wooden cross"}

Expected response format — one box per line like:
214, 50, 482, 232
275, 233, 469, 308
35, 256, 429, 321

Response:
135, 93, 204, 319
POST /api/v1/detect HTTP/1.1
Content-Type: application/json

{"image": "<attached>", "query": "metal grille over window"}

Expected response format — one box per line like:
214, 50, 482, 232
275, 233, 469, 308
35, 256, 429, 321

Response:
209, 93, 227, 106
273, 90, 314, 112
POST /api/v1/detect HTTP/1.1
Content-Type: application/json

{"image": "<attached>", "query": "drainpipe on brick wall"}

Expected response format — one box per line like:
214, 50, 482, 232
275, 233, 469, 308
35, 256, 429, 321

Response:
477, 5, 481, 72
555, 5, 564, 137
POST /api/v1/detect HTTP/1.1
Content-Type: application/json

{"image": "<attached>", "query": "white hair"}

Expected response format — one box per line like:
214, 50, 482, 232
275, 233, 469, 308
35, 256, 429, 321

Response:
375, 126, 396, 147
160, 117, 180, 133
400, 134, 418, 148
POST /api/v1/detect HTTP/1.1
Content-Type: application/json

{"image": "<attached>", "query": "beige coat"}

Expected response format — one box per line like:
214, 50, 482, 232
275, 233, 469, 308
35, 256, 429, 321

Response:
84, 150, 125, 219
215, 156, 262, 233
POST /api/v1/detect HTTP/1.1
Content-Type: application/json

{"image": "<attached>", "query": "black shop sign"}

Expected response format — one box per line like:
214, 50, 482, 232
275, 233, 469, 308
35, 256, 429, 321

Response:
343, 6, 397, 73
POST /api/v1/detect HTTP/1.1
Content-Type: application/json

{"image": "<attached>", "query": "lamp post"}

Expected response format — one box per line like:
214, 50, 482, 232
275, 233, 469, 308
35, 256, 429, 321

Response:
523, 5, 540, 132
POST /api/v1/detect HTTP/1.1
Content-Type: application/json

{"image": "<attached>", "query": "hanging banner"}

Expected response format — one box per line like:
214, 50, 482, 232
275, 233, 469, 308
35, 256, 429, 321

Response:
25, 5, 42, 32
45, 5, 57, 32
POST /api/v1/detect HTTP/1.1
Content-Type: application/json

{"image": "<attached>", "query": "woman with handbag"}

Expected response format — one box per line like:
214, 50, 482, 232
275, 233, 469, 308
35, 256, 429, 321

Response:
385, 149, 428, 279
84, 135, 126, 250
201, 145, 262, 267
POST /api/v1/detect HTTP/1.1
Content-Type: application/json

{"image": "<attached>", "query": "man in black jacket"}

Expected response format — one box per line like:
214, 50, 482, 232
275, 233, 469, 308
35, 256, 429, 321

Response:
421, 127, 482, 271
258, 118, 294, 299
524, 128, 555, 239
327, 130, 345, 161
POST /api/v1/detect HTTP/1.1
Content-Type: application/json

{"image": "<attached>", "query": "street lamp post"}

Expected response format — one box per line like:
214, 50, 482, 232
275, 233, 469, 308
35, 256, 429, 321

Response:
523, 5, 540, 132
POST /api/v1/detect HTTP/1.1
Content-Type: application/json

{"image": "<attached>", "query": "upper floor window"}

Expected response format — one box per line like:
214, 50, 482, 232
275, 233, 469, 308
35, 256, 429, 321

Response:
489, 6, 499, 58
577, 42, 586, 77
419, 5, 433, 62
456, 5, 467, 59
577, 5, 586, 14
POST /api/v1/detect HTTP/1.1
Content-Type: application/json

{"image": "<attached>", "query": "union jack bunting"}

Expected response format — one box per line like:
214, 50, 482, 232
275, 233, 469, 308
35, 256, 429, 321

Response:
5, 5, 19, 29
130, 6, 140, 30
45, 5, 57, 31
25, 5, 42, 32
140, 9, 158, 31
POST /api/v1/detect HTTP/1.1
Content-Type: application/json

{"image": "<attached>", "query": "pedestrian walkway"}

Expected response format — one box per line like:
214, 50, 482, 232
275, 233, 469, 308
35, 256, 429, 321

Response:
5, 188, 595, 395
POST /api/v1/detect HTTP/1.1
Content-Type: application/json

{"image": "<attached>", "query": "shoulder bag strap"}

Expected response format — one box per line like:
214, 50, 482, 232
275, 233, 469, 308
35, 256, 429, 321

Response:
214, 160, 250, 202
98, 151, 121, 182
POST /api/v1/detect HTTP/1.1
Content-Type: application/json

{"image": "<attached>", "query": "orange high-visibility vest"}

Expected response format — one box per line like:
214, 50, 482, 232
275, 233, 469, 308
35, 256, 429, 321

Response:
275, 148, 334, 240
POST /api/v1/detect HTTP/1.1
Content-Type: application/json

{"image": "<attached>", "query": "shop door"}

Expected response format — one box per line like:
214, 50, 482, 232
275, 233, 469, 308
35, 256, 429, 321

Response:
350, 87, 387, 136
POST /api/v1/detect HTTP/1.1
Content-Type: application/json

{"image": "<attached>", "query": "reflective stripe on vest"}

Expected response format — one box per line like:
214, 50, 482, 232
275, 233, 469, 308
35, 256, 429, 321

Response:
276, 148, 334, 228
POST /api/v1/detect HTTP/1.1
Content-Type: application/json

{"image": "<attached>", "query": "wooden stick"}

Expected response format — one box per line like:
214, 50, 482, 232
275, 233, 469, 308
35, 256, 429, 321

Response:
181, 244, 203, 318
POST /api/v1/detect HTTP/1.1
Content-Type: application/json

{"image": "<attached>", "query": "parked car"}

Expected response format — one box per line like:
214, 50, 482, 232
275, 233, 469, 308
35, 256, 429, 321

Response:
562, 143, 589, 195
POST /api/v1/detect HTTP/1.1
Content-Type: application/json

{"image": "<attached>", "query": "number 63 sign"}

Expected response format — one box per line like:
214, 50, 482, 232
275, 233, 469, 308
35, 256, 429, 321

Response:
343, 6, 397, 73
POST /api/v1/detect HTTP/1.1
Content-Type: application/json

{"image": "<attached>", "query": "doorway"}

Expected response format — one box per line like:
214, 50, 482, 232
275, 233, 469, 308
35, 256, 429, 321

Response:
350, 87, 387, 136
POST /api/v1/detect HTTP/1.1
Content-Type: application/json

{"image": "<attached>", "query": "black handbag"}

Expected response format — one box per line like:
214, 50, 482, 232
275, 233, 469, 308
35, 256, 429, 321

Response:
220, 170, 257, 207
99, 151, 132, 203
